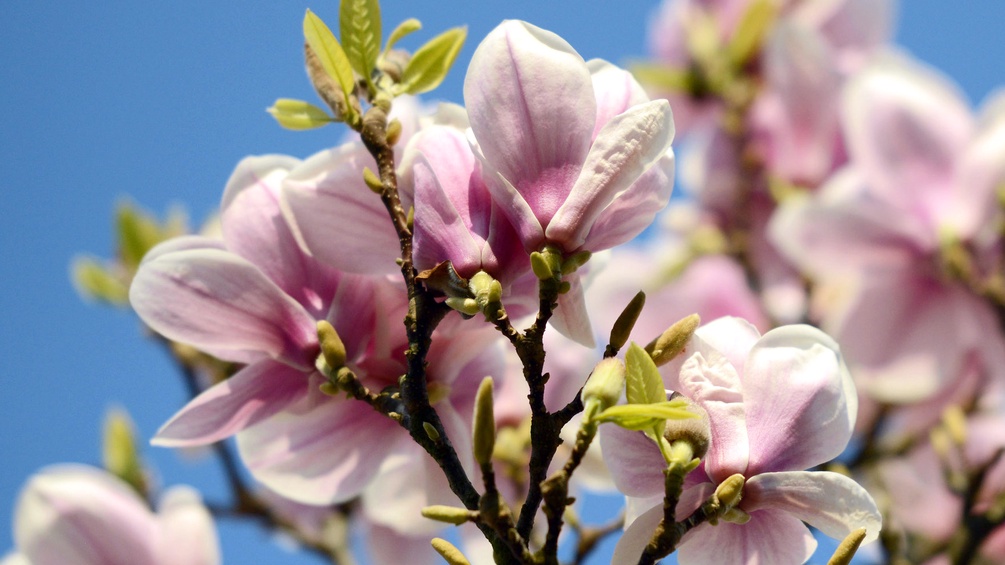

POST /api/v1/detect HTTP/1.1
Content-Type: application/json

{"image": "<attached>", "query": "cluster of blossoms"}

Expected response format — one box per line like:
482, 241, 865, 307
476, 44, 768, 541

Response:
12, 1, 1005, 564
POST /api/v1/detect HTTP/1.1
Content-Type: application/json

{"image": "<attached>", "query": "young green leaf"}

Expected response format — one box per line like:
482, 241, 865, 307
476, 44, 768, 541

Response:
397, 26, 466, 95
303, 9, 357, 121
267, 98, 333, 130
630, 63, 692, 93
625, 342, 666, 406
728, 0, 777, 68
594, 401, 696, 431
71, 257, 129, 304
384, 18, 421, 53
339, 0, 382, 85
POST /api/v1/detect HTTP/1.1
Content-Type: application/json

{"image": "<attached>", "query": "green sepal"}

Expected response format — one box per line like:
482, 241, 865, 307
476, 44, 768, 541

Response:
397, 26, 466, 95
303, 9, 358, 124
267, 98, 334, 130
384, 18, 421, 53
593, 400, 694, 431
71, 257, 129, 305
727, 0, 777, 68
339, 0, 382, 89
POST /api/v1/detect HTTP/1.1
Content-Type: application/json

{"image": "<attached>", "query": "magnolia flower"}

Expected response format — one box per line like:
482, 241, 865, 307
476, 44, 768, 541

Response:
770, 53, 1005, 411
130, 155, 495, 505
2, 465, 218, 565
600, 317, 880, 564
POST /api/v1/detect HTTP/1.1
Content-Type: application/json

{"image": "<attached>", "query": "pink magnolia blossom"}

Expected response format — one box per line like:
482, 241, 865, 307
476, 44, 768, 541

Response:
600, 317, 880, 564
129, 156, 494, 505
770, 53, 1005, 412
2, 465, 218, 565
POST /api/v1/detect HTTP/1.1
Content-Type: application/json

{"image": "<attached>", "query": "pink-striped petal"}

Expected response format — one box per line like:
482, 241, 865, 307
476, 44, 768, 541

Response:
745, 471, 882, 543
152, 359, 309, 447
743, 325, 856, 474
155, 487, 220, 565
236, 389, 401, 504
588, 59, 650, 137
598, 425, 668, 499
676, 508, 817, 565
548, 100, 675, 252
465, 20, 596, 234
548, 274, 596, 347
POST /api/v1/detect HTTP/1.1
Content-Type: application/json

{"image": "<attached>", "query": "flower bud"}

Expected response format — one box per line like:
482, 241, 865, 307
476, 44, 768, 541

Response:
662, 393, 711, 459
582, 358, 626, 415
316, 320, 347, 371
305, 43, 349, 120
645, 314, 700, 366
714, 473, 745, 510
472, 377, 496, 466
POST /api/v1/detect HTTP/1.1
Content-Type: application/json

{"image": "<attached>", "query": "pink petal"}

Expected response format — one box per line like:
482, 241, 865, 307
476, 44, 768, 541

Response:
221, 155, 339, 317
676, 348, 749, 481
364, 520, 442, 565
676, 508, 817, 565
842, 54, 975, 223
411, 127, 489, 276
548, 274, 596, 347
588, 59, 650, 137
130, 247, 318, 367
598, 424, 668, 499
611, 500, 663, 564
155, 487, 220, 565
950, 93, 1005, 238
14, 465, 158, 565
548, 100, 675, 251
236, 389, 402, 504
282, 143, 402, 275
745, 471, 882, 544
362, 441, 457, 536
465, 20, 596, 239
152, 359, 309, 447
793, 0, 896, 72
743, 325, 856, 474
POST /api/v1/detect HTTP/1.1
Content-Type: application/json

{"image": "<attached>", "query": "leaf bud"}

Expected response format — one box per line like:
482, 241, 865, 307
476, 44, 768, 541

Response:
472, 377, 496, 466
645, 314, 700, 366
430, 538, 472, 565
423, 421, 441, 441
827, 528, 867, 565
445, 297, 480, 316
582, 358, 625, 416
608, 291, 646, 353
304, 42, 349, 120
385, 118, 403, 146
363, 167, 384, 193
102, 408, 146, 496
421, 506, 476, 525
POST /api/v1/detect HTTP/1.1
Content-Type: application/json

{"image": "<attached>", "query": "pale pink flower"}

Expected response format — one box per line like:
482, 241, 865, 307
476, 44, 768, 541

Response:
3, 465, 218, 565
770, 53, 1005, 409
130, 156, 494, 505
601, 317, 880, 564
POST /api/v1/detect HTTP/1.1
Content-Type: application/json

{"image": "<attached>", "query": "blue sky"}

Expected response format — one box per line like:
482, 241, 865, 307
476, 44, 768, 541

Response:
2, 1, 1005, 563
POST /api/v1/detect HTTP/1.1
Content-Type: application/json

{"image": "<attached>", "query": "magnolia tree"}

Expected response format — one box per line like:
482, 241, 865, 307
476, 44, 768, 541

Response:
8, 0, 1005, 564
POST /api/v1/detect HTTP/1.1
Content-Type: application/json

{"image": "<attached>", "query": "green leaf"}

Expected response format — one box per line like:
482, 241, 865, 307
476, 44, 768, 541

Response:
625, 342, 666, 406
339, 0, 382, 85
727, 0, 777, 68
397, 26, 466, 95
71, 257, 129, 304
630, 63, 692, 93
117, 202, 163, 269
267, 98, 334, 130
384, 18, 421, 53
304, 9, 357, 122
594, 401, 695, 431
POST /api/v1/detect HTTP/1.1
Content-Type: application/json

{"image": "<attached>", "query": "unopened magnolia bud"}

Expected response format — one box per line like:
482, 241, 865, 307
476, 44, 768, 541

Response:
431, 538, 472, 565
714, 473, 745, 510
363, 167, 384, 193
646, 314, 700, 366
386, 119, 403, 146
472, 377, 496, 465
422, 506, 476, 525
663, 394, 711, 459
316, 320, 347, 370
561, 250, 592, 274
305, 43, 348, 119
583, 358, 626, 415
609, 291, 646, 352
827, 528, 867, 565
